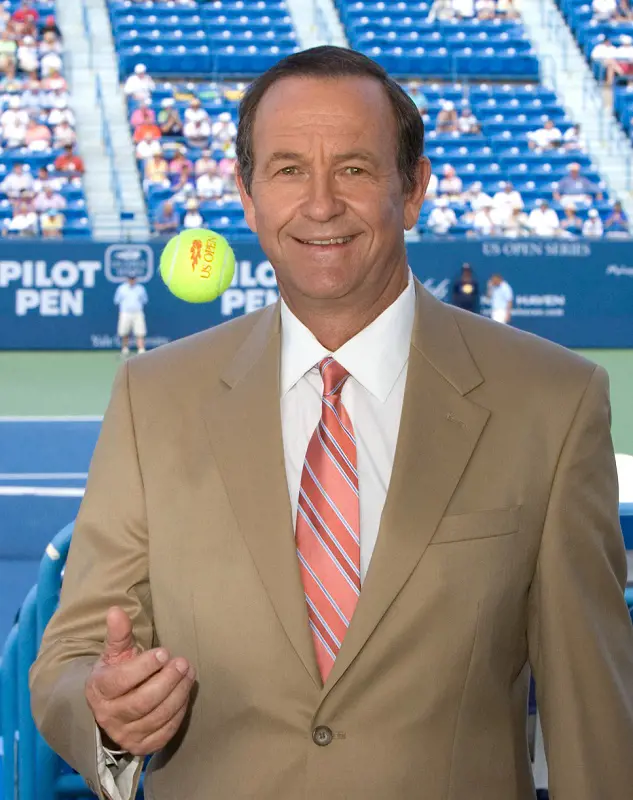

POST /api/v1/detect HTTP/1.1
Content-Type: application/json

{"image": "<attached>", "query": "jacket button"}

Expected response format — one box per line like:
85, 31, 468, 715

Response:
313, 725, 333, 746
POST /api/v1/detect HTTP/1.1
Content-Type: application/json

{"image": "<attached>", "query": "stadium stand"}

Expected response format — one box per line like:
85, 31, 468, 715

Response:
0, 0, 91, 238
120, 0, 625, 238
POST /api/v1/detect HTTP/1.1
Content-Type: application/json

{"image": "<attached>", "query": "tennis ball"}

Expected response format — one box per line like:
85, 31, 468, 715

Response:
159, 228, 235, 303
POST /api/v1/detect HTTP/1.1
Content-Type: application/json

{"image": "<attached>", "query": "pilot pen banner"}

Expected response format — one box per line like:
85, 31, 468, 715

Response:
0, 238, 631, 349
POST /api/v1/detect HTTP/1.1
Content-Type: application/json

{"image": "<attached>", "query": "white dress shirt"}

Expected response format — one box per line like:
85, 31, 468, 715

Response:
98, 271, 416, 796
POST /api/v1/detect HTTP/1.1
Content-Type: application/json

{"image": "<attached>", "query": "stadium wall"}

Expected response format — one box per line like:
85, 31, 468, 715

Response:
0, 238, 632, 349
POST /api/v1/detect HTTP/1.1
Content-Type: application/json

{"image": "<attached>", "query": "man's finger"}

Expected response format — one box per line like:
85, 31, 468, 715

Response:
110, 659, 193, 723
93, 648, 172, 700
103, 607, 136, 660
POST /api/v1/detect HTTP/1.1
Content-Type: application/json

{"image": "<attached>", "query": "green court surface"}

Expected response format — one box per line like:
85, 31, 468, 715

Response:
1, 348, 632, 456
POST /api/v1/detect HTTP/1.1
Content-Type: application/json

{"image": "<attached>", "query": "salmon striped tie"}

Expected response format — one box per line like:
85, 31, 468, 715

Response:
295, 357, 361, 683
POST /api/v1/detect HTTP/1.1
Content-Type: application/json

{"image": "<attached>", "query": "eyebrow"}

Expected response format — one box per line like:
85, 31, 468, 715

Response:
264, 149, 379, 170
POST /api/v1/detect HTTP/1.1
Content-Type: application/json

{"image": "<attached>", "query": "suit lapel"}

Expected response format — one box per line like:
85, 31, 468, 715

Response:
321, 283, 490, 699
203, 303, 321, 688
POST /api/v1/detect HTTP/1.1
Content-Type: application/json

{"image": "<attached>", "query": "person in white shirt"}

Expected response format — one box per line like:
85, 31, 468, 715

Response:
452, 0, 475, 18
426, 197, 457, 234
487, 273, 514, 323
604, 34, 633, 85
492, 181, 524, 224
593, 0, 618, 21
456, 106, 480, 135
528, 118, 563, 151
123, 64, 155, 101
1, 96, 29, 130
211, 111, 237, 150
438, 164, 463, 199
527, 199, 561, 237
591, 37, 617, 65
475, 0, 496, 19
582, 208, 604, 237
184, 117, 212, 149
40, 50, 63, 77
562, 124, 585, 152
196, 166, 225, 200
472, 201, 503, 235
424, 171, 438, 201
184, 97, 209, 126
4, 199, 38, 236
135, 132, 162, 161
465, 180, 492, 214
17, 35, 38, 73
48, 103, 75, 127
183, 198, 204, 229
1, 163, 33, 198
114, 276, 149, 356
53, 120, 77, 149
45, 88, 71, 112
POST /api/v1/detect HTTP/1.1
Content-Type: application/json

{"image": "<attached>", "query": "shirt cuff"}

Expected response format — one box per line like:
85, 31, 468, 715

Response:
95, 726, 141, 800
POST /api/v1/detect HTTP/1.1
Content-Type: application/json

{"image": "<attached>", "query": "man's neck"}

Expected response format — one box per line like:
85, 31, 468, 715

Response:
281, 266, 409, 352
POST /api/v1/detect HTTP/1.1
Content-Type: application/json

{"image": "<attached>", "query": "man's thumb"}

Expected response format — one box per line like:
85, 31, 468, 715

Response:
103, 606, 136, 658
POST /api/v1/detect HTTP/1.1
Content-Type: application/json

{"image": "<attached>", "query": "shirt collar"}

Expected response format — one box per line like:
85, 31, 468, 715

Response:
280, 269, 415, 403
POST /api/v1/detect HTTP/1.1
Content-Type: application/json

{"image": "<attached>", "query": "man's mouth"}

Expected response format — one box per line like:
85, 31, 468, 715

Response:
294, 235, 357, 246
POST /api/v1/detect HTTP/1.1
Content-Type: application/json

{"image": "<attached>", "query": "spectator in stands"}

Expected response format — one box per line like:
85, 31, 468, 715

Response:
560, 202, 583, 235
604, 200, 629, 236
452, 0, 475, 19
170, 148, 193, 177
40, 206, 64, 237
465, 180, 493, 213
42, 68, 67, 93
143, 149, 169, 190
456, 106, 481, 136
158, 98, 183, 138
171, 162, 196, 201
136, 130, 162, 160
54, 143, 85, 176
45, 84, 70, 110
184, 96, 209, 125
12, 0, 38, 29
153, 199, 180, 236
0, 29, 17, 71
196, 161, 224, 200
562, 123, 585, 152
1, 97, 28, 148
21, 77, 43, 109
124, 63, 155, 101
492, 181, 524, 224
603, 34, 633, 85
24, 117, 51, 151
40, 42, 62, 77
184, 116, 212, 149
582, 208, 604, 237
130, 99, 156, 130
497, 0, 521, 18
426, 196, 457, 235
39, 29, 62, 58
32, 165, 61, 194
17, 34, 38, 73
195, 148, 216, 176
424, 171, 438, 201
502, 205, 531, 238
472, 200, 503, 235
439, 164, 463, 200
211, 111, 237, 152
528, 118, 563, 152
528, 199, 561, 237
435, 100, 458, 133
451, 262, 480, 313
406, 80, 428, 114
1, 162, 32, 199
33, 183, 66, 213
53, 119, 76, 149
429, 0, 455, 21
183, 197, 203, 230
4, 198, 37, 236
133, 114, 161, 145
593, 0, 619, 21
553, 162, 603, 205
47, 101, 74, 128
40, 15, 62, 40
476, 0, 497, 20
0, 7, 10, 33
0, 61, 21, 92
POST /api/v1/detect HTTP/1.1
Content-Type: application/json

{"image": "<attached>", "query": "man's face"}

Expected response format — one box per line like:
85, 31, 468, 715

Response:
237, 75, 429, 305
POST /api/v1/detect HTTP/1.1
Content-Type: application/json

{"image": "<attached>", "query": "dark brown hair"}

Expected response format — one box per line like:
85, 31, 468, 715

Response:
235, 45, 425, 195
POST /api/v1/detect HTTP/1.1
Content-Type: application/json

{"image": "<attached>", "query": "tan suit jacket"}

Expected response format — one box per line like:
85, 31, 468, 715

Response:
30, 280, 633, 799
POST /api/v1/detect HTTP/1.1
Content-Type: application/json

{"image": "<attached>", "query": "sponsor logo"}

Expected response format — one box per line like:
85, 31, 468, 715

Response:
606, 264, 633, 277
422, 278, 450, 301
104, 244, 154, 283
190, 239, 202, 271
0, 259, 102, 316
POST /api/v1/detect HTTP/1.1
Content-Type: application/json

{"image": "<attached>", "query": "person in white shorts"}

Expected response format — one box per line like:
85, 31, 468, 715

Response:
114, 276, 149, 356
487, 273, 514, 324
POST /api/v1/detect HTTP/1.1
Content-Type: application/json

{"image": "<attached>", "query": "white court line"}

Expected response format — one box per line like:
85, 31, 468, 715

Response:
0, 416, 103, 422
0, 486, 85, 497
0, 473, 88, 480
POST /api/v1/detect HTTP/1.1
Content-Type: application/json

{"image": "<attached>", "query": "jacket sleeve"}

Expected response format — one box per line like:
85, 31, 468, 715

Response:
29, 362, 151, 799
528, 365, 633, 797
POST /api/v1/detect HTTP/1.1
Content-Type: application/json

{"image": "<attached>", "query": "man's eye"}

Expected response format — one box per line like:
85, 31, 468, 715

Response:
278, 166, 298, 175
344, 166, 366, 175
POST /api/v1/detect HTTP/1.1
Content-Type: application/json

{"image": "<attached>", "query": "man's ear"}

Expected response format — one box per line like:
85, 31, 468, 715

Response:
236, 168, 257, 233
404, 156, 432, 231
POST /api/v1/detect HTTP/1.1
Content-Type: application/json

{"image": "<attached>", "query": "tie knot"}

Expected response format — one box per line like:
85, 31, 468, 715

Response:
319, 357, 349, 398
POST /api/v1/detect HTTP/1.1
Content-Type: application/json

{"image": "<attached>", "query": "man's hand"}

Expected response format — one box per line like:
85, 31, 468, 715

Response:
85, 607, 196, 757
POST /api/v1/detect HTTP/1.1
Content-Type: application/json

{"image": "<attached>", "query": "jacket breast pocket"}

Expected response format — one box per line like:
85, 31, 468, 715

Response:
430, 505, 521, 545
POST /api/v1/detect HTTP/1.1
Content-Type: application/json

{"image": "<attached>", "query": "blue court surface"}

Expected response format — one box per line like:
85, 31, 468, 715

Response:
0, 418, 101, 644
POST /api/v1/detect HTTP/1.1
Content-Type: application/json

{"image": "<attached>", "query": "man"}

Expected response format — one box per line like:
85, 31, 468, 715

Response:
24, 117, 52, 151
472, 198, 503, 235
152, 199, 179, 236
113, 276, 148, 357
582, 207, 604, 237
527, 118, 563, 152
157, 97, 182, 137
553, 162, 603, 206
527, 198, 560, 237
487, 272, 514, 324
4, 198, 37, 236
426, 196, 457, 235
30, 45, 633, 800
33, 183, 66, 214
1, 162, 33, 199
123, 63, 154, 101
492, 180, 524, 224
54, 143, 85, 176
451, 262, 480, 313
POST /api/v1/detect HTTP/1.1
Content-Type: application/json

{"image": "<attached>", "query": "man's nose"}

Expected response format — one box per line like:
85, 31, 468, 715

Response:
300, 171, 346, 222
